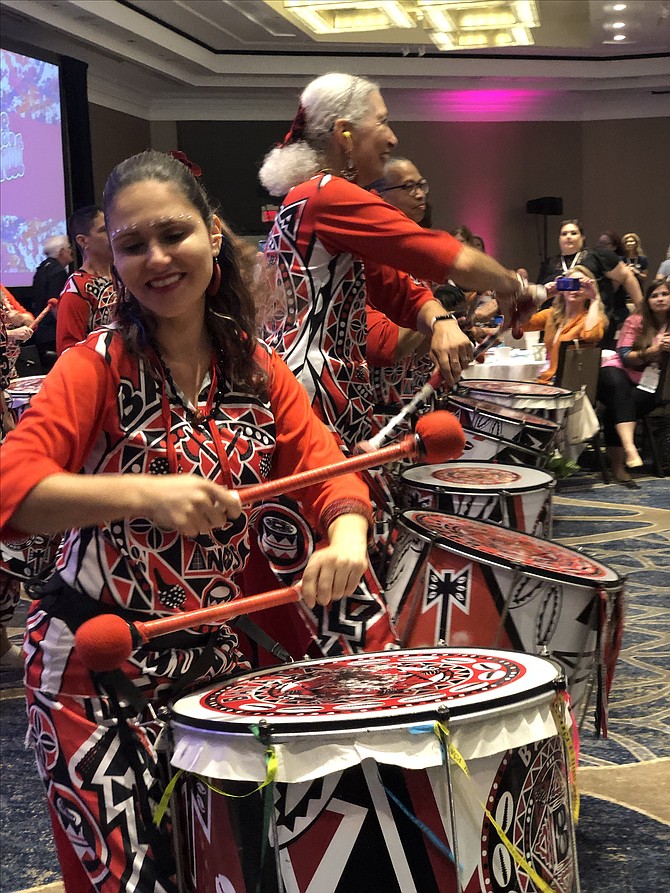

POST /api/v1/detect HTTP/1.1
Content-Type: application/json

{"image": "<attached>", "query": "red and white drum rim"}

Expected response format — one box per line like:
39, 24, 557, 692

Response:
400, 511, 619, 585
401, 462, 554, 493
170, 648, 562, 733
446, 395, 559, 431
457, 380, 572, 398
6, 375, 46, 397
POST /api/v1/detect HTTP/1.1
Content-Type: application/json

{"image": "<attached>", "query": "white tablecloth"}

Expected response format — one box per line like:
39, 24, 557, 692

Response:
461, 350, 547, 382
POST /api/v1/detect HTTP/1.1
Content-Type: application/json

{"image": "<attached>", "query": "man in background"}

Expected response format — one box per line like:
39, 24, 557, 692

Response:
29, 234, 73, 369
57, 206, 117, 354
375, 156, 428, 225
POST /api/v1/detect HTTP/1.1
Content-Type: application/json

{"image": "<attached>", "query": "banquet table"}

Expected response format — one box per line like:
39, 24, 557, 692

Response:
461, 348, 547, 382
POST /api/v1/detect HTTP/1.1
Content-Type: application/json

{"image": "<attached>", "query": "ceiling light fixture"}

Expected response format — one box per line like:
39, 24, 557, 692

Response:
612, 3, 627, 10
611, 21, 626, 28
273, 1, 541, 50
613, 33, 627, 40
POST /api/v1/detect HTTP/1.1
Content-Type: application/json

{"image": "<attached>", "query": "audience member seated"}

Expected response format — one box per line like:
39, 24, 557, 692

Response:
537, 218, 642, 349
655, 245, 670, 280
0, 284, 34, 380
597, 230, 624, 257
471, 234, 486, 252
597, 278, 670, 485
524, 266, 607, 384
622, 232, 648, 288
56, 206, 118, 354
450, 224, 475, 246
28, 234, 73, 369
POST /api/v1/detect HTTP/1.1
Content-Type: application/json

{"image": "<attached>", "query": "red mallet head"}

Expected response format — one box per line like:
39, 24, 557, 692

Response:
414, 411, 465, 464
75, 614, 145, 672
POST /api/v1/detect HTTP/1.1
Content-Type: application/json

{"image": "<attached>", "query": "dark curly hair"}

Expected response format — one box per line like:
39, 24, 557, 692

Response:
103, 150, 265, 393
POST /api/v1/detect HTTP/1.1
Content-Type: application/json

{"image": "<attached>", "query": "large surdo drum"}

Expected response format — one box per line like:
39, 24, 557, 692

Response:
170, 648, 579, 893
383, 513, 624, 727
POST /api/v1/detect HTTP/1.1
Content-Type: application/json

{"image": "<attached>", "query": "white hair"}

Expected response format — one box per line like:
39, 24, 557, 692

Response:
44, 234, 70, 257
259, 72, 379, 197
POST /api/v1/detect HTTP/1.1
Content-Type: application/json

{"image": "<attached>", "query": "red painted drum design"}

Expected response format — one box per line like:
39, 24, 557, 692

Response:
455, 380, 575, 427
444, 395, 560, 466
383, 513, 624, 726
5, 374, 46, 421
400, 462, 555, 538
170, 648, 579, 893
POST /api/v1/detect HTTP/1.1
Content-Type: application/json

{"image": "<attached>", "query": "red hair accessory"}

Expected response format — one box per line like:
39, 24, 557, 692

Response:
169, 150, 203, 178
280, 104, 307, 147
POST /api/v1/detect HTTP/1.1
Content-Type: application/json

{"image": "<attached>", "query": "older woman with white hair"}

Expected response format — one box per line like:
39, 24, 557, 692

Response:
259, 72, 542, 452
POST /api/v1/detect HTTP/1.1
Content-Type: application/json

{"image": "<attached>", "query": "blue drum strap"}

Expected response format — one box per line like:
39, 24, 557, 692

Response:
377, 771, 456, 865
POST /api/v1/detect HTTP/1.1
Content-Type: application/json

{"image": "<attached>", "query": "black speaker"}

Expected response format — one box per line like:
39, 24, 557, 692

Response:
526, 196, 563, 216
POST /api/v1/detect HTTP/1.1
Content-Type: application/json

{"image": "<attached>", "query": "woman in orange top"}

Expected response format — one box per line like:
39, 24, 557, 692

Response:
524, 265, 607, 383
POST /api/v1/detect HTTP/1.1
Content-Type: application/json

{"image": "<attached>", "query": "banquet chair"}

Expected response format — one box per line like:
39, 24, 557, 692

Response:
555, 340, 609, 483
640, 356, 670, 477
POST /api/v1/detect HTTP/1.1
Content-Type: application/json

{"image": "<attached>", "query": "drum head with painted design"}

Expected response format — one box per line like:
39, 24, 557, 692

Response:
401, 462, 553, 492
171, 648, 561, 733
400, 511, 619, 586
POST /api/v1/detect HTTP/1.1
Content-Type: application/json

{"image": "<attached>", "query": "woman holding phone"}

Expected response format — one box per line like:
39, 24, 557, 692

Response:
523, 266, 607, 383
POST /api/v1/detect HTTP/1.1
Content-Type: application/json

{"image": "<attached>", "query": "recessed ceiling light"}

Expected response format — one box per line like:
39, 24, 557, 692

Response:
612, 21, 626, 28
613, 3, 627, 10
613, 33, 626, 40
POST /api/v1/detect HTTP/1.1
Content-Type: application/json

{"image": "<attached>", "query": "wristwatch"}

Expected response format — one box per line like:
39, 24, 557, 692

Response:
430, 313, 457, 332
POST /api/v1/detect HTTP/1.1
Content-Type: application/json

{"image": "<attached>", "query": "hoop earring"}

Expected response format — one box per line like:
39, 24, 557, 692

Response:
206, 260, 222, 296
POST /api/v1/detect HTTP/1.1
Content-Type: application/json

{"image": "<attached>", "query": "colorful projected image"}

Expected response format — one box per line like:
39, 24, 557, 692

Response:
1, 49, 68, 286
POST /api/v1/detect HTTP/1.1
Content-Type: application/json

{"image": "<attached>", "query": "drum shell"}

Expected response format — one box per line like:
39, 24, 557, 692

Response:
455, 380, 574, 426
400, 462, 555, 538
383, 514, 623, 718
461, 428, 550, 469
445, 395, 559, 456
171, 648, 577, 893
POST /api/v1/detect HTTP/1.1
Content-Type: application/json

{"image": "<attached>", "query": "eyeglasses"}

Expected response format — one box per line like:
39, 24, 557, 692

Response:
381, 179, 429, 196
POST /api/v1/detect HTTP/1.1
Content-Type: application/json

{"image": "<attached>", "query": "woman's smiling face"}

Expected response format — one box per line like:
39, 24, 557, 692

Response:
107, 179, 221, 322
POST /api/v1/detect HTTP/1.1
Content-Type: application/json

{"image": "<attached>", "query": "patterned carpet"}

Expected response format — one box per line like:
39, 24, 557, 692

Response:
1, 471, 668, 892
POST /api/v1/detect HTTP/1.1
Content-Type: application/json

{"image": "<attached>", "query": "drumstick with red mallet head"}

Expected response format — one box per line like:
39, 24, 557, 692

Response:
74, 411, 465, 672
236, 409, 465, 506
29, 298, 59, 331
75, 584, 303, 673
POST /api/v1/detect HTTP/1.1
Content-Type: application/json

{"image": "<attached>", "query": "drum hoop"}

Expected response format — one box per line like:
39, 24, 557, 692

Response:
398, 514, 621, 588
170, 648, 564, 735
401, 461, 555, 494
457, 379, 573, 398
170, 680, 564, 738
446, 396, 560, 431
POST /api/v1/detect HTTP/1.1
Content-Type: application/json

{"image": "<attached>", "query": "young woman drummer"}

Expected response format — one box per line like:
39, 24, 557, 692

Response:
0, 150, 372, 892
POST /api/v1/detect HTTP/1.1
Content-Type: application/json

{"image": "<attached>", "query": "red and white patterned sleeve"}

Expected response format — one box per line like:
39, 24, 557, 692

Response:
259, 345, 373, 534
0, 345, 114, 534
